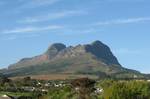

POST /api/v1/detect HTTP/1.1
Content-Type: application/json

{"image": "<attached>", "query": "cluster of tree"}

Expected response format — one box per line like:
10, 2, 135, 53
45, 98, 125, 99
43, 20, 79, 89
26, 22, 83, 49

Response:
14, 76, 38, 87
41, 78, 97, 99
0, 76, 45, 99
99, 80, 150, 99
71, 78, 96, 99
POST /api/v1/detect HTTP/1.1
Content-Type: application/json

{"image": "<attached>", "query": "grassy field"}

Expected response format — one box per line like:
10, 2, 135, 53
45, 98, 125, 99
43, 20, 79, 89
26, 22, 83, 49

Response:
0, 92, 32, 97
11, 74, 99, 80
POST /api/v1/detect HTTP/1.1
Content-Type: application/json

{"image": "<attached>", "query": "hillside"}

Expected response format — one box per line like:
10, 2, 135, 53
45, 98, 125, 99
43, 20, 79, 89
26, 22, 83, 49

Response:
0, 41, 144, 79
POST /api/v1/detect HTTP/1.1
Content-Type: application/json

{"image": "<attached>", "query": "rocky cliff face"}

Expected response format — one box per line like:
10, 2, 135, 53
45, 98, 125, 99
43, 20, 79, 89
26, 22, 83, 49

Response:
85, 41, 120, 65
2, 40, 142, 78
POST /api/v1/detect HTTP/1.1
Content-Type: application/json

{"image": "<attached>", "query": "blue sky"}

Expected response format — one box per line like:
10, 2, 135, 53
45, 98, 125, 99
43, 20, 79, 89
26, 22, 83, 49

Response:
0, 0, 150, 73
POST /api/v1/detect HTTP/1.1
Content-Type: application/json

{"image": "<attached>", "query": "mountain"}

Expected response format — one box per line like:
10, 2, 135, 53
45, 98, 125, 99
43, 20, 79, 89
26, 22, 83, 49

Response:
0, 40, 144, 79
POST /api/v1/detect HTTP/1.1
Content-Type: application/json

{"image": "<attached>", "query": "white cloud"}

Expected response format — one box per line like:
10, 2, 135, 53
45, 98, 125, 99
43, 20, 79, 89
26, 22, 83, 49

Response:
20, 0, 60, 8
5, 0, 60, 14
94, 17, 150, 26
0, 33, 42, 41
19, 10, 86, 23
2, 25, 63, 34
30, 0, 60, 5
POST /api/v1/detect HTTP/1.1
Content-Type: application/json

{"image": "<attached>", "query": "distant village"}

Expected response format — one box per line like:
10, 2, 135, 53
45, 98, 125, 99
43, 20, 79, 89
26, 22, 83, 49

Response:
0, 76, 103, 99
0, 76, 150, 99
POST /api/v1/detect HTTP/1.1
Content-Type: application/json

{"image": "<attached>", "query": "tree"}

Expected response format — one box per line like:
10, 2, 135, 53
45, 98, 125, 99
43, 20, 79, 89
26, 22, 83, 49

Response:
71, 78, 96, 99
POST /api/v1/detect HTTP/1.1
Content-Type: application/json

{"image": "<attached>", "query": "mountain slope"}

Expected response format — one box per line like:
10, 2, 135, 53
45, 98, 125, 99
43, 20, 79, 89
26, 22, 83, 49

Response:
0, 40, 143, 78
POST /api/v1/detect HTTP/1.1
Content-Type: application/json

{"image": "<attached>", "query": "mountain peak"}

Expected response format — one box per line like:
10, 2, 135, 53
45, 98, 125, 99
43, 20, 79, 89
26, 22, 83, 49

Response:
85, 40, 120, 66
91, 40, 103, 45
46, 43, 66, 59
91, 40, 108, 48
48, 43, 66, 51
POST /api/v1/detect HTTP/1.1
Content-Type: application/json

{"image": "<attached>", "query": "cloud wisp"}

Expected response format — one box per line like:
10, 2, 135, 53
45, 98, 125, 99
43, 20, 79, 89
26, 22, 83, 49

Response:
19, 0, 60, 8
94, 17, 150, 26
19, 10, 86, 23
2, 25, 63, 34
3, 0, 61, 15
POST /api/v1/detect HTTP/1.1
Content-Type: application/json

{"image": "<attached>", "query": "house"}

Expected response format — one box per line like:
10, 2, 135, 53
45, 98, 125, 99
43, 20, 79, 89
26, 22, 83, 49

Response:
54, 84, 59, 87
22, 87, 35, 92
0, 94, 15, 99
44, 83, 50, 87
147, 80, 150, 82
95, 88, 103, 94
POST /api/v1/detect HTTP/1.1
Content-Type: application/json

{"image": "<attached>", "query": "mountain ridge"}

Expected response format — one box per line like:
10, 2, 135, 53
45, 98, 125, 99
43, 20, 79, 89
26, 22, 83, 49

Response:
0, 40, 145, 79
